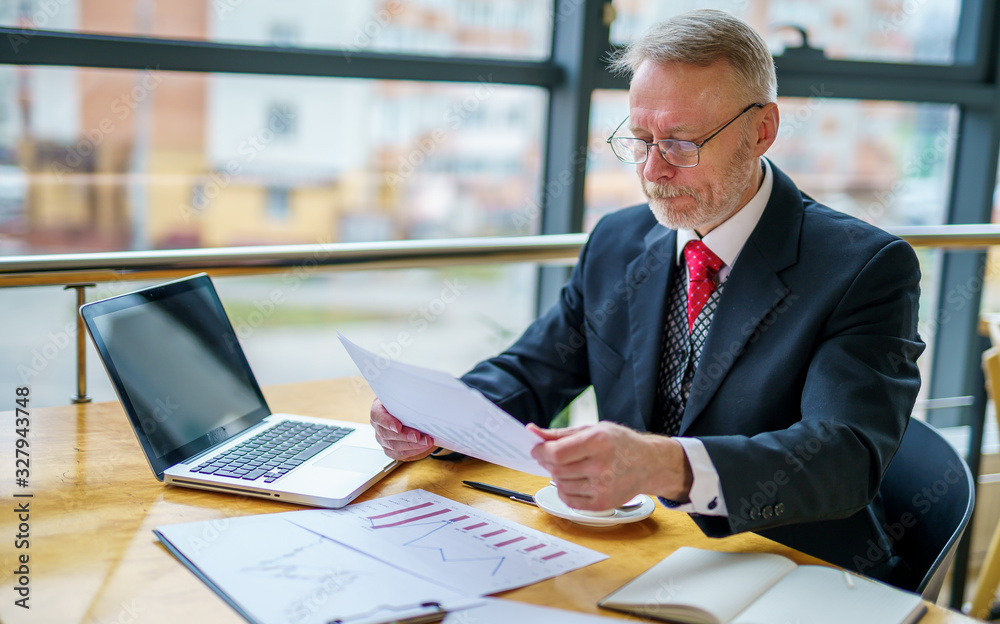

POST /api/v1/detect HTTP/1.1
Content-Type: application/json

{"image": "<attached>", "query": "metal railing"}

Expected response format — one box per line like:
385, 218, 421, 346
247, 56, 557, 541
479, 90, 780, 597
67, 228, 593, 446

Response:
2, 224, 1000, 403
0, 234, 590, 288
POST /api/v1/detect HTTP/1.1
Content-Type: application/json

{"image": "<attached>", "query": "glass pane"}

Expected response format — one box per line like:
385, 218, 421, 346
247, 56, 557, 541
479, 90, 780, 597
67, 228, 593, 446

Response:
2, 266, 538, 408
0, 0, 553, 61
0, 66, 545, 253
587, 91, 958, 228
768, 99, 957, 228
610, 0, 962, 65
0, 65, 546, 406
585, 91, 955, 397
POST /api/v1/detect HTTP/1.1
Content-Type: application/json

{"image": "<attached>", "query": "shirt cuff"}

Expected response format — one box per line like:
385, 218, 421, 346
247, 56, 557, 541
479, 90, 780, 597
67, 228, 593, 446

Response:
658, 437, 728, 516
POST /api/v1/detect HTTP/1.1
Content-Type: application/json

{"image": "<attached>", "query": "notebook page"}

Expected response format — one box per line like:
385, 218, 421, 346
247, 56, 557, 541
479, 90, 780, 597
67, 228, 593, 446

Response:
601, 548, 797, 624
731, 566, 925, 624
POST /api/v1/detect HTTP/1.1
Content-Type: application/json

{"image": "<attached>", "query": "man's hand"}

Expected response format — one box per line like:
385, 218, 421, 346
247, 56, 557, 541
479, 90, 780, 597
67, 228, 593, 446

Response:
370, 398, 437, 461
528, 421, 693, 511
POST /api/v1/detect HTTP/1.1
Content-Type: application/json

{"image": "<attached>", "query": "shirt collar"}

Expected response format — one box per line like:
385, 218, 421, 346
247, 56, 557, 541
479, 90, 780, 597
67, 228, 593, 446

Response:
675, 157, 773, 273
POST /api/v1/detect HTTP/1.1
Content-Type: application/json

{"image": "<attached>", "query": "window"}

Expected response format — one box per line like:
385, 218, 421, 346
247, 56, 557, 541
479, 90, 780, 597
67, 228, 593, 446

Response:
1, 0, 554, 60
610, 0, 962, 64
585, 90, 958, 229
4, 66, 546, 253
265, 187, 290, 220
0, 64, 546, 405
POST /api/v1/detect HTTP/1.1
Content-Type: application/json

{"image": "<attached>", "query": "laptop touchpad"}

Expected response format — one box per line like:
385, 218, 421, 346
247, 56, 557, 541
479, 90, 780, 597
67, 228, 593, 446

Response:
314, 446, 391, 473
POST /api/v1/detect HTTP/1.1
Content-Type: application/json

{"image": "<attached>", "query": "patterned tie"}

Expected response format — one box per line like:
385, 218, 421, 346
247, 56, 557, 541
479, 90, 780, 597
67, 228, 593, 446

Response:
684, 240, 724, 332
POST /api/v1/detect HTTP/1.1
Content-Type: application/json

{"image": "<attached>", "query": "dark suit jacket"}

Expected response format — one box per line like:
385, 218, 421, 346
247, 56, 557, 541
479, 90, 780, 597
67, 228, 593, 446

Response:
462, 161, 924, 582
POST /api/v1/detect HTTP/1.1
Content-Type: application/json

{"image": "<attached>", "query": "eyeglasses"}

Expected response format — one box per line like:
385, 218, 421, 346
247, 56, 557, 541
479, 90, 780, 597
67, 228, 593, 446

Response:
606, 103, 763, 167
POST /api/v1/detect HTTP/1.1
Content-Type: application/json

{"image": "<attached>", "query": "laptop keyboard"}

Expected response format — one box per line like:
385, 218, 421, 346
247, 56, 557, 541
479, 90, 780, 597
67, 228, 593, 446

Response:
190, 420, 355, 483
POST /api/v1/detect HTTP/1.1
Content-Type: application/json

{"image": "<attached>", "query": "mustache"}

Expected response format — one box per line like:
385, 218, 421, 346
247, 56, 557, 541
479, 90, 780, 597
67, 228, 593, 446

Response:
641, 181, 697, 199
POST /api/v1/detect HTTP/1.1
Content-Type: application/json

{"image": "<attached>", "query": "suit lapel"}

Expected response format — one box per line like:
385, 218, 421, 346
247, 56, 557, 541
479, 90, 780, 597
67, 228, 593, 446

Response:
679, 162, 804, 434
625, 224, 677, 431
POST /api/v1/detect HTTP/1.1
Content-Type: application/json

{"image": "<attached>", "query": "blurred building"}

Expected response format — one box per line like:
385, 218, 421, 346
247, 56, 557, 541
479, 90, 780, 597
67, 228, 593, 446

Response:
4, 0, 545, 253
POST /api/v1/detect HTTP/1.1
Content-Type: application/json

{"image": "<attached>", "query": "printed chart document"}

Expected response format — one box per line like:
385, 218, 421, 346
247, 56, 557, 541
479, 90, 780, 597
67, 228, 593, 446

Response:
598, 547, 926, 624
154, 491, 608, 624
154, 513, 479, 624
290, 489, 609, 595
338, 332, 548, 476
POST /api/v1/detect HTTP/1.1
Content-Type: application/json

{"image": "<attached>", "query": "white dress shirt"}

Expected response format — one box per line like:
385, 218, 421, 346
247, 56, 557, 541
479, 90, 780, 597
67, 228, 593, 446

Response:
667, 157, 774, 516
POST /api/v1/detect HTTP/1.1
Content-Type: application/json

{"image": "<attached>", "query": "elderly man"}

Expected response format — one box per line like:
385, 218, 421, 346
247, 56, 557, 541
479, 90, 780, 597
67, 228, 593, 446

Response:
371, 9, 923, 585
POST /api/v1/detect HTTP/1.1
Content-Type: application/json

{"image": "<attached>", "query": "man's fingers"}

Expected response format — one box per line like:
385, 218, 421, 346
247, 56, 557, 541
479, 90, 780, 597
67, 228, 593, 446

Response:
527, 422, 584, 440
370, 398, 435, 460
370, 399, 402, 433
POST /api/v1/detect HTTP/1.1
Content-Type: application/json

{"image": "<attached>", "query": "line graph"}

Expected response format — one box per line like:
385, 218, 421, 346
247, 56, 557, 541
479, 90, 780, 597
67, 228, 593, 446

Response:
288, 489, 608, 595
155, 512, 472, 624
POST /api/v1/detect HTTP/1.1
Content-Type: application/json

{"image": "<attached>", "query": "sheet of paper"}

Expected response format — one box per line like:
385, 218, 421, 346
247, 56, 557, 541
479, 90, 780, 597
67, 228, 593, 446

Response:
289, 489, 609, 595
154, 514, 479, 624
338, 332, 549, 477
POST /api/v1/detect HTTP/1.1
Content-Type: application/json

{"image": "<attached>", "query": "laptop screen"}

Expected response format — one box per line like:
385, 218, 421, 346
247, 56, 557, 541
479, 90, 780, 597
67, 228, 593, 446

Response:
82, 274, 271, 478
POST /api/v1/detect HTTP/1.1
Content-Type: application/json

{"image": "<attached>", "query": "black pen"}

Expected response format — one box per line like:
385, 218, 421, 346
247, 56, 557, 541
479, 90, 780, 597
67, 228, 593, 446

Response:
463, 480, 536, 505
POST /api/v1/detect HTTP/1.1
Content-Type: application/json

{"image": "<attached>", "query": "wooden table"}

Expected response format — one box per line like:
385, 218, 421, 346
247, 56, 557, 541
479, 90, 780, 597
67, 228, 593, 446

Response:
0, 378, 980, 623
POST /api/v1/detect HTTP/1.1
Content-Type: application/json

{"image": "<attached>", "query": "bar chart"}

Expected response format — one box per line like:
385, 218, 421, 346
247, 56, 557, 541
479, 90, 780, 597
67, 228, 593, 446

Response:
289, 489, 607, 595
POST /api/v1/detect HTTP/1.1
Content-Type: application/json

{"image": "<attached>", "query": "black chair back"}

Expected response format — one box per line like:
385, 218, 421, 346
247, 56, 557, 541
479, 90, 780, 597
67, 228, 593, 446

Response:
879, 417, 975, 600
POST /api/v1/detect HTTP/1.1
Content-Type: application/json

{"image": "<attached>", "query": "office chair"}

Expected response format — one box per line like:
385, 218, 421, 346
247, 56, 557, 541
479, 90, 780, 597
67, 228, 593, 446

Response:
879, 417, 975, 602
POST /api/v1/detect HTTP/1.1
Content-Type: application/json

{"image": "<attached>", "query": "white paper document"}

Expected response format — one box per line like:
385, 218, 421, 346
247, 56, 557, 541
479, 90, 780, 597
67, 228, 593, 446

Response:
338, 332, 549, 477
154, 513, 479, 624
289, 489, 609, 595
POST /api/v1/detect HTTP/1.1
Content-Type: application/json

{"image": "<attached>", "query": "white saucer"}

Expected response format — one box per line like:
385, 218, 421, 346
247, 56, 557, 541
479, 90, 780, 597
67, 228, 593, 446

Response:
533, 485, 656, 527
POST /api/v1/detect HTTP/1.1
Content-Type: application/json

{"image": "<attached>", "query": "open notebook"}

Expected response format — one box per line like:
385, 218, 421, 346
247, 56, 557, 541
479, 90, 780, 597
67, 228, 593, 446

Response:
598, 547, 925, 624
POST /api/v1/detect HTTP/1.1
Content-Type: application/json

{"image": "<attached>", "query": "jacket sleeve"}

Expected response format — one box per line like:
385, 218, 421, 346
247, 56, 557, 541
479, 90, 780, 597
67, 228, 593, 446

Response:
460, 233, 598, 427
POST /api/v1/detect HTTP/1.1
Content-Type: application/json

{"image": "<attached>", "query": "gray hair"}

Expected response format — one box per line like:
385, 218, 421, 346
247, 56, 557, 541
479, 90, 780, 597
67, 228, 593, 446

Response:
608, 9, 777, 105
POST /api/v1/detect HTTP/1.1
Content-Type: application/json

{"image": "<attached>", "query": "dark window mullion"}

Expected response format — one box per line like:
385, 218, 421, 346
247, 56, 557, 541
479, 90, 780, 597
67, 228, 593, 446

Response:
0, 27, 563, 86
535, 0, 611, 315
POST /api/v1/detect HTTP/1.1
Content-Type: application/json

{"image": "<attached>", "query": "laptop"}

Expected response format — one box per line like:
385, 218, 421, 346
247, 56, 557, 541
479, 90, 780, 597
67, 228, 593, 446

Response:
80, 272, 398, 508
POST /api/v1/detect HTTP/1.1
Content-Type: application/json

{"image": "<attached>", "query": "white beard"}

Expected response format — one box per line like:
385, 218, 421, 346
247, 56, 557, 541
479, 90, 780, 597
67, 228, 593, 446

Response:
642, 137, 757, 232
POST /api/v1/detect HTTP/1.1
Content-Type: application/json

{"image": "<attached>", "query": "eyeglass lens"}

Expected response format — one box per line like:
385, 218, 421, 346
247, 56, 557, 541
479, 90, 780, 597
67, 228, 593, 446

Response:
611, 138, 700, 166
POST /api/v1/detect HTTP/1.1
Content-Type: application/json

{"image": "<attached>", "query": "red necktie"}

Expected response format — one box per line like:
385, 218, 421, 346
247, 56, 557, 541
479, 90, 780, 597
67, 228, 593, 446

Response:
684, 240, 724, 332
